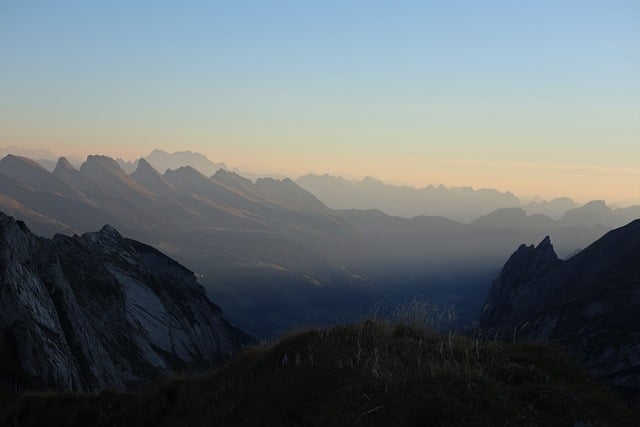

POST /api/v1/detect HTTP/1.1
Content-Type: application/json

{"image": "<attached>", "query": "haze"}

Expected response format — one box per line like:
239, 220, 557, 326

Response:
1, 0, 639, 203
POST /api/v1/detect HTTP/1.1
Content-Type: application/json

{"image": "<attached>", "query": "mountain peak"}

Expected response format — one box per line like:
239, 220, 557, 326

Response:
212, 169, 255, 193
99, 224, 121, 238
561, 199, 613, 227
54, 156, 76, 173
509, 235, 558, 269
0, 155, 40, 174
135, 157, 153, 170
472, 207, 528, 227
130, 158, 175, 197
584, 199, 608, 209
149, 148, 168, 156
83, 155, 124, 172
132, 158, 161, 177
213, 168, 249, 182
537, 235, 551, 249
479, 220, 640, 401
479, 234, 561, 329
80, 155, 152, 198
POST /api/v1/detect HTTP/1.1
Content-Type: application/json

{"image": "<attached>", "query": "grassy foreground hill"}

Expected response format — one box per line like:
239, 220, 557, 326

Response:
2, 320, 637, 426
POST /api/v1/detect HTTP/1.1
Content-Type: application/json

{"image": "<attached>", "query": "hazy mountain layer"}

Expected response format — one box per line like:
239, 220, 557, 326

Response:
522, 196, 578, 219
296, 174, 521, 222
146, 149, 227, 175
0, 153, 633, 338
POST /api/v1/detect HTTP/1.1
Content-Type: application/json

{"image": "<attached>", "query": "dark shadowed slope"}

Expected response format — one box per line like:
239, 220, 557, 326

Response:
0, 212, 251, 394
1, 321, 637, 426
479, 219, 640, 402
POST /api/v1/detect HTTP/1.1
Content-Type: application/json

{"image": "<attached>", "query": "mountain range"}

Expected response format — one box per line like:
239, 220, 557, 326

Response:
296, 174, 521, 222
0, 212, 250, 394
1, 149, 639, 418
4, 145, 635, 225
116, 149, 228, 175
296, 173, 640, 226
0, 152, 636, 338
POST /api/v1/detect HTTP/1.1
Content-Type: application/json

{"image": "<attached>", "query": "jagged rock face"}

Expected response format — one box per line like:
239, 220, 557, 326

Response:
479, 220, 640, 402
0, 213, 251, 393
479, 236, 561, 329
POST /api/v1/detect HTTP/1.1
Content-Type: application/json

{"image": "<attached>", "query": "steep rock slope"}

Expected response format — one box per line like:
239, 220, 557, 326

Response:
53, 157, 103, 197
130, 158, 176, 198
479, 219, 640, 402
0, 213, 251, 393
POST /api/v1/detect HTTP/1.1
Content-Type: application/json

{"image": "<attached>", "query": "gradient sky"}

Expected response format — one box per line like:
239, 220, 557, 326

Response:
1, 1, 639, 203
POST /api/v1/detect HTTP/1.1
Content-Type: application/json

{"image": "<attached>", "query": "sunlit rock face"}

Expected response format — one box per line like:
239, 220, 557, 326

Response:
0, 212, 251, 393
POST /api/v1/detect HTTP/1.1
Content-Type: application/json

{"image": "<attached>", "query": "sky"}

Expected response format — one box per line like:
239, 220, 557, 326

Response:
1, 0, 639, 204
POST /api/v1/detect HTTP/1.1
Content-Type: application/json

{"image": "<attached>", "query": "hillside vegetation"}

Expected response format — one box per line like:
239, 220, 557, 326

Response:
2, 319, 637, 426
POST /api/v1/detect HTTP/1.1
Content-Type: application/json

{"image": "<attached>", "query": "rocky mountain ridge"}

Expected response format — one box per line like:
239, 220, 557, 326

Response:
479, 219, 640, 403
0, 212, 251, 393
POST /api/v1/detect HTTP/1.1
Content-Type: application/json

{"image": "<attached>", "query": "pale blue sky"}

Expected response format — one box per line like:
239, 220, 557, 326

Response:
1, 1, 639, 201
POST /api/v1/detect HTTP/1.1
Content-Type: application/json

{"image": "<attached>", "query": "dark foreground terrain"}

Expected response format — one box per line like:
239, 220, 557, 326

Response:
2, 321, 637, 426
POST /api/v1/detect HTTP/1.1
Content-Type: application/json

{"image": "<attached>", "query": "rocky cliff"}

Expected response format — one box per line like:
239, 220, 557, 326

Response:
479, 219, 640, 403
0, 212, 251, 394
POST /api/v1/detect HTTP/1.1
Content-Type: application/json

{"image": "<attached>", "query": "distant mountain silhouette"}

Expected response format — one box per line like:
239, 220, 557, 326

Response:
557, 199, 640, 229
0, 155, 82, 200
0, 146, 56, 159
471, 208, 556, 229
296, 174, 520, 222
560, 200, 613, 227
116, 158, 138, 174
522, 196, 578, 219
231, 168, 289, 182
146, 149, 227, 176
0, 146, 82, 171
0, 156, 112, 233
254, 177, 329, 212
479, 220, 640, 402
212, 169, 256, 194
